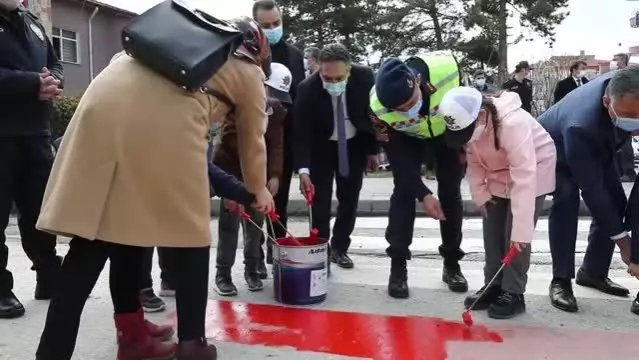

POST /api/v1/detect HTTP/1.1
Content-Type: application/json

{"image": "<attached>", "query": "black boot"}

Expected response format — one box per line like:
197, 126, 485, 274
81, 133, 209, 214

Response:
388, 258, 409, 299
631, 293, 639, 315
35, 255, 63, 300
244, 262, 264, 292
215, 268, 238, 296
464, 285, 501, 311
442, 264, 468, 293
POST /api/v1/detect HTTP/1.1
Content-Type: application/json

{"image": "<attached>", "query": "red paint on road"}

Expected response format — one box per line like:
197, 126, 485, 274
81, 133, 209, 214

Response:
168, 300, 503, 359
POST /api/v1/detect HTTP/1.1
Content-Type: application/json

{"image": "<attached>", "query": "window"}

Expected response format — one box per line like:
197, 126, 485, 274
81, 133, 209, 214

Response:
52, 27, 79, 64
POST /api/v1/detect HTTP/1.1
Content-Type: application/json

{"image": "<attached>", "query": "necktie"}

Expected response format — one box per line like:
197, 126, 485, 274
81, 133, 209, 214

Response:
335, 95, 350, 178
577, 79, 582, 87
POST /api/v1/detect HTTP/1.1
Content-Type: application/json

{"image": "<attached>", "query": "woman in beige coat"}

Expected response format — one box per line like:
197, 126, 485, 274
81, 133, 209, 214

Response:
35, 19, 274, 360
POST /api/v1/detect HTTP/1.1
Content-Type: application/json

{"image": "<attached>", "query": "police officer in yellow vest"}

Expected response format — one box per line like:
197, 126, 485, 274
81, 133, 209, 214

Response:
371, 53, 467, 299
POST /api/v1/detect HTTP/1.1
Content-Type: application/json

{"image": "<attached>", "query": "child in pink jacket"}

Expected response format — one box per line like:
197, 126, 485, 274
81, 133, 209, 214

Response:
439, 87, 557, 319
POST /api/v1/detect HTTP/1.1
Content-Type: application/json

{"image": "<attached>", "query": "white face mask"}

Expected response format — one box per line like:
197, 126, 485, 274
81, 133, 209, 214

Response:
0, 0, 21, 10
610, 61, 618, 71
475, 78, 486, 87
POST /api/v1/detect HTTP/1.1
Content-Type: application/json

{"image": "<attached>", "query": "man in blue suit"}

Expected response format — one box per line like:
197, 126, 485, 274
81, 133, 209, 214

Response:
540, 66, 639, 313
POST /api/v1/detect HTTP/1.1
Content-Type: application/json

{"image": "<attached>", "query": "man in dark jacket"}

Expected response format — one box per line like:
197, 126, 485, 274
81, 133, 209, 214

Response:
0, 1, 63, 318
253, 0, 305, 268
539, 67, 638, 314
502, 61, 533, 113
553, 60, 589, 104
294, 44, 378, 269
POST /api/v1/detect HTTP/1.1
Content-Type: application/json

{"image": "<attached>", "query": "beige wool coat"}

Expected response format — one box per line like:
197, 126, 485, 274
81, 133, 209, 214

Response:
37, 53, 268, 247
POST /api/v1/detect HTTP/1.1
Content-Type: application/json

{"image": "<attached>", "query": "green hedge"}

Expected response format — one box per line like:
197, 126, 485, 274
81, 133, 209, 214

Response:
51, 96, 80, 139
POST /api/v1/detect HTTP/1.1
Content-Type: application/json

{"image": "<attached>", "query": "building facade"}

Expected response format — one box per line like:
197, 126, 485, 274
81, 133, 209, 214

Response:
26, 0, 136, 95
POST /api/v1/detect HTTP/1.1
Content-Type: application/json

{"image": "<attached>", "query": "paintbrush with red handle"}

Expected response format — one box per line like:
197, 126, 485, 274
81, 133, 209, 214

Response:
267, 210, 303, 246
462, 246, 521, 327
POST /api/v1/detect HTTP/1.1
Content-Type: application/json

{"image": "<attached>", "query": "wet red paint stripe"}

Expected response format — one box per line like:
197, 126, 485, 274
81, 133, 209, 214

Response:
168, 300, 502, 359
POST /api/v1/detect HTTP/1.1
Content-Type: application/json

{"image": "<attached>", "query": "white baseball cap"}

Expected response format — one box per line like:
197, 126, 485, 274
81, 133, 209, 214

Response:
265, 63, 293, 104
438, 87, 483, 149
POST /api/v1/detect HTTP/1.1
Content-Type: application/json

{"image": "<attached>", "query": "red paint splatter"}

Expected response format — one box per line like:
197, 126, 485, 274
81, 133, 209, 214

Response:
168, 300, 502, 360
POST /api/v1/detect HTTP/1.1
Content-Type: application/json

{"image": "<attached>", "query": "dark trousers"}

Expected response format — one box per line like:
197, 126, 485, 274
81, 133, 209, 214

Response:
36, 237, 144, 360
217, 204, 263, 270
310, 136, 367, 254
140, 247, 170, 289
36, 238, 210, 360
260, 119, 295, 261
548, 167, 622, 280
0, 137, 59, 292
384, 132, 464, 266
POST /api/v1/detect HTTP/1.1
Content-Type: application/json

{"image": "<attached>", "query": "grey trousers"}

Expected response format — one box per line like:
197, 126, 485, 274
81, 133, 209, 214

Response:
216, 203, 263, 271
483, 195, 545, 294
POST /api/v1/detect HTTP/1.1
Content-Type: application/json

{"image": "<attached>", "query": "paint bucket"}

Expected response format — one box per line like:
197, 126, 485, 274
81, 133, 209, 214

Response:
273, 236, 328, 305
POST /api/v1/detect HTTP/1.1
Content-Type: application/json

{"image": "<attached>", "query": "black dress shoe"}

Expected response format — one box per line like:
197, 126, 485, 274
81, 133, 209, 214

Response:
575, 269, 629, 297
330, 252, 354, 269
464, 285, 501, 311
0, 291, 25, 319
549, 279, 578, 312
388, 258, 409, 299
442, 267, 468, 293
631, 293, 639, 315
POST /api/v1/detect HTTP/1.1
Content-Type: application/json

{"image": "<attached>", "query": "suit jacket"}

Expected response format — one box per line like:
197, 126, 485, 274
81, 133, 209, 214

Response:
293, 64, 377, 170
540, 71, 628, 238
553, 76, 589, 104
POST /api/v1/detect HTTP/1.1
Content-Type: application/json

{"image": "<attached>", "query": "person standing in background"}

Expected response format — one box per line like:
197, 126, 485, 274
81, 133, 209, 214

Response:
501, 61, 533, 113
304, 46, 320, 77
553, 61, 589, 104
253, 0, 305, 276
610, 53, 629, 71
0, 0, 64, 319
295, 43, 378, 269
472, 69, 497, 95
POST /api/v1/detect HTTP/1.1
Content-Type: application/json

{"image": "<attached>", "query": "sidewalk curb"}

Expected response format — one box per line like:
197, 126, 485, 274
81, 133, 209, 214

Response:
210, 198, 592, 217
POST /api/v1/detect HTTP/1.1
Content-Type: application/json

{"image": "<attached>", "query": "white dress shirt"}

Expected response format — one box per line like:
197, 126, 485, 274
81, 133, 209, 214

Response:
299, 92, 358, 175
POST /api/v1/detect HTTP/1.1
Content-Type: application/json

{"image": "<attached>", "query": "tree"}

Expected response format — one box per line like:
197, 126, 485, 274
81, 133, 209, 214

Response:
372, 0, 465, 65
278, 0, 383, 61
466, 0, 570, 82
456, 30, 500, 74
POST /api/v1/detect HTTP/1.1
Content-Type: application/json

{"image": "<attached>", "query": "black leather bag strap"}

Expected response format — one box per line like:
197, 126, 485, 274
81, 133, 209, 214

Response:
200, 86, 235, 115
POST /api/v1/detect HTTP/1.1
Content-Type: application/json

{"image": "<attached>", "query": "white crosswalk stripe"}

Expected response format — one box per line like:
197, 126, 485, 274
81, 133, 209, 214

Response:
332, 217, 602, 254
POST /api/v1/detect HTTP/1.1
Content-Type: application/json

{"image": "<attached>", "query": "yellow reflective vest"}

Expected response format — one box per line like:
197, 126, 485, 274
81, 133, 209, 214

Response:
370, 51, 461, 139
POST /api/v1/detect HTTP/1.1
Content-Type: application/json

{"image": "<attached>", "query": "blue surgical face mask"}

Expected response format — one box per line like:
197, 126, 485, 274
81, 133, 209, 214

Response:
611, 101, 639, 132
403, 97, 423, 119
323, 80, 347, 96
263, 26, 283, 45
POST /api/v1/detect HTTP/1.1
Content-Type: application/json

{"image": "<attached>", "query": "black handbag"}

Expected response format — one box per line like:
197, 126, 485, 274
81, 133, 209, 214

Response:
121, 0, 243, 92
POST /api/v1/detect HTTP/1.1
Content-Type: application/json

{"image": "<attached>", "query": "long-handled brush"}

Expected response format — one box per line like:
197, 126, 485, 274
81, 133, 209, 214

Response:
462, 246, 521, 327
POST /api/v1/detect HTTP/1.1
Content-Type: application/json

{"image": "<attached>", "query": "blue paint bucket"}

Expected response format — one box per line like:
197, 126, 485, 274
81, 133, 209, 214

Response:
273, 237, 328, 306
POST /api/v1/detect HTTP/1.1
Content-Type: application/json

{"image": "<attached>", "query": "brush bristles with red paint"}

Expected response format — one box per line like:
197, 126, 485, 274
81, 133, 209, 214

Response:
462, 310, 473, 327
